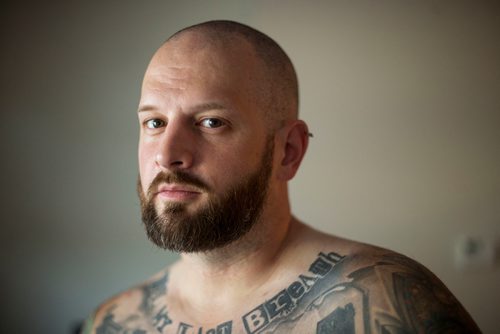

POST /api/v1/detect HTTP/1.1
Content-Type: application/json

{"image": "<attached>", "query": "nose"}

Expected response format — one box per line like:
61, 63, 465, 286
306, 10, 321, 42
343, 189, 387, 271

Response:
155, 120, 194, 171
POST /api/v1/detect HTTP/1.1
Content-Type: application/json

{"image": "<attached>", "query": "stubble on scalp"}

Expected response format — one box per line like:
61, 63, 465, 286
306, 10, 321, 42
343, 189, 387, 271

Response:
164, 20, 299, 132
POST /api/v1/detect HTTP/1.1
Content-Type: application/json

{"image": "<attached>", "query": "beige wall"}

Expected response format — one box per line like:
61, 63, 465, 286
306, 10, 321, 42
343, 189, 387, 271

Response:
1, 1, 499, 333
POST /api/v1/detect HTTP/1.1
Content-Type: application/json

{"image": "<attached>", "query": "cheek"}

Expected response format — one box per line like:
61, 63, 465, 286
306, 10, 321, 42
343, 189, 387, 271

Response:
215, 143, 263, 183
138, 142, 156, 192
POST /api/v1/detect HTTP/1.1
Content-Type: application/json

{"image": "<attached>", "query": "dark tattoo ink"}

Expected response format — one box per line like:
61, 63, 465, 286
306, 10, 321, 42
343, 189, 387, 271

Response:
176, 321, 233, 334
141, 272, 168, 314
96, 312, 123, 334
153, 306, 172, 332
139, 272, 173, 333
241, 250, 479, 333
298, 274, 318, 288
96, 307, 147, 334
265, 289, 294, 318
94, 251, 479, 334
368, 254, 480, 333
242, 252, 346, 334
215, 321, 232, 334
316, 303, 355, 334
309, 257, 333, 276
177, 322, 193, 334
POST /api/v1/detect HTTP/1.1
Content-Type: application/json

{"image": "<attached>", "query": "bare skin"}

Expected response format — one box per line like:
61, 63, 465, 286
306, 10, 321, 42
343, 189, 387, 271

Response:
83, 28, 480, 334
84, 220, 480, 333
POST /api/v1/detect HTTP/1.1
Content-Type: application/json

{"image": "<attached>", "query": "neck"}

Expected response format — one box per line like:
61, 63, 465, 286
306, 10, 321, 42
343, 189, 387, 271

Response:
168, 197, 299, 317
183, 212, 293, 274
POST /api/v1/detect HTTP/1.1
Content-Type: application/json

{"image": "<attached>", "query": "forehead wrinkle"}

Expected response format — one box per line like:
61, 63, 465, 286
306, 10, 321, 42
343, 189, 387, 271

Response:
144, 34, 268, 124
144, 65, 193, 92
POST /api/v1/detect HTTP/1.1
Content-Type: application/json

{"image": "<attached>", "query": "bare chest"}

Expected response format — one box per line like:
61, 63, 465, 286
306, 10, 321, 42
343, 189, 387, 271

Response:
97, 251, 362, 334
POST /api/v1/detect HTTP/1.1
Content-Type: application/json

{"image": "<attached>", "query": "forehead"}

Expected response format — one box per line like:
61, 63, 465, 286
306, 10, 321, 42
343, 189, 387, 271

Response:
142, 33, 262, 100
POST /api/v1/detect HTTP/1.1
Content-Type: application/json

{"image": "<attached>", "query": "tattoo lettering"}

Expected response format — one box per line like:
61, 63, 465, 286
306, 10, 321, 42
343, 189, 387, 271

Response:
243, 252, 345, 334
240, 250, 479, 333
298, 274, 318, 288
153, 306, 172, 332
96, 307, 147, 334
177, 322, 193, 334
214, 321, 232, 334
93, 250, 479, 334
176, 321, 232, 334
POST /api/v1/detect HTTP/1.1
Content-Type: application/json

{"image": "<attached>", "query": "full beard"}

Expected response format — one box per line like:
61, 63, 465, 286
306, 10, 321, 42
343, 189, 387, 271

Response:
138, 138, 274, 253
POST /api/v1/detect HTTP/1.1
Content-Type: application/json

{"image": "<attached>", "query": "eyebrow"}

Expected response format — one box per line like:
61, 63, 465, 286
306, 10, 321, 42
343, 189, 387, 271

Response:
137, 102, 229, 114
137, 104, 156, 113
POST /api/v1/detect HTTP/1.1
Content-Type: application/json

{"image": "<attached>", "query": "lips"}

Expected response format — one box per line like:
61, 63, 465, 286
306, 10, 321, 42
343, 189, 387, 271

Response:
154, 183, 202, 201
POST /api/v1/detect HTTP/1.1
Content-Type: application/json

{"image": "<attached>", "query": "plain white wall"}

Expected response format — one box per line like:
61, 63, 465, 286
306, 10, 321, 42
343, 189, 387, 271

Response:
1, 1, 499, 333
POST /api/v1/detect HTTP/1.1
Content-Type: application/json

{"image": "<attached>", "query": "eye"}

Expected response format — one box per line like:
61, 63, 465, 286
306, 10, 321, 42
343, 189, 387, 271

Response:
145, 119, 165, 129
199, 118, 225, 129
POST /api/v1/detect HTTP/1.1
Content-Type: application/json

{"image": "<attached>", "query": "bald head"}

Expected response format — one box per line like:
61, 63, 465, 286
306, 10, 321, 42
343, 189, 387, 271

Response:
160, 20, 299, 132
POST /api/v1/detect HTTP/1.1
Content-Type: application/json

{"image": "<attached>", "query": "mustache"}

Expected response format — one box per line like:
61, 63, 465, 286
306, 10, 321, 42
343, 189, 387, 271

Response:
147, 170, 210, 198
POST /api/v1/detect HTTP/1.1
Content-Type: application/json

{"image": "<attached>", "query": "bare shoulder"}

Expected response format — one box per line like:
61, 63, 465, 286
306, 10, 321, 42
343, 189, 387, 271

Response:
348, 246, 480, 333
81, 269, 170, 334
285, 227, 482, 333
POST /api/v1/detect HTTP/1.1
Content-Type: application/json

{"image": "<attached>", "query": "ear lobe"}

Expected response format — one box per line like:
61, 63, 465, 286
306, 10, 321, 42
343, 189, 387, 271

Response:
278, 120, 309, 181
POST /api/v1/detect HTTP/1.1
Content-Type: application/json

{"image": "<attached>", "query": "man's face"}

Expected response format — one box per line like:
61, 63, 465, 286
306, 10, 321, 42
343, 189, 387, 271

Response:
137, 34, 274, 252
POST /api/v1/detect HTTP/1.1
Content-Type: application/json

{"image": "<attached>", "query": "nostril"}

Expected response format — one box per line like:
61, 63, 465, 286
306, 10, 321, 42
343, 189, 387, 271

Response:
155, 150, 193, 170
170, 160, 183, 166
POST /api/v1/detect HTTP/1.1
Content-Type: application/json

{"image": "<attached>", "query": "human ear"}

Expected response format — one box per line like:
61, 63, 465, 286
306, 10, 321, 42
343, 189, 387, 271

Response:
277, 120, 309, 181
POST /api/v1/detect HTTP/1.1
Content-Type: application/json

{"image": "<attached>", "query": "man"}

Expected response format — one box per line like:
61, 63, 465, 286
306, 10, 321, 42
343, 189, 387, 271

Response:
83, 20, 480, 333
